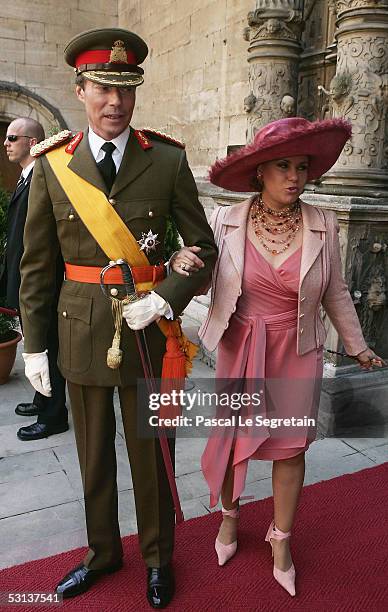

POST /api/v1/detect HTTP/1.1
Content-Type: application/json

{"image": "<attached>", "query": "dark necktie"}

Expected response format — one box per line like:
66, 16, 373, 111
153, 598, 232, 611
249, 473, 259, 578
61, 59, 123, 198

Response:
14, 175, 25, 196
97, 142, 117, 191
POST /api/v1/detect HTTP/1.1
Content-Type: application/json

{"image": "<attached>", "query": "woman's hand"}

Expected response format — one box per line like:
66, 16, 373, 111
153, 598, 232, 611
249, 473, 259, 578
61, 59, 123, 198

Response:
355, 348, 386, 370
171, 246, 204, 277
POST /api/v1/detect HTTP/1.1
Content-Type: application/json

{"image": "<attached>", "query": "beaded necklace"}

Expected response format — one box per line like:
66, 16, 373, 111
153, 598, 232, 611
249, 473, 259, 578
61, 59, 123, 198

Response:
250, 196, 301, 255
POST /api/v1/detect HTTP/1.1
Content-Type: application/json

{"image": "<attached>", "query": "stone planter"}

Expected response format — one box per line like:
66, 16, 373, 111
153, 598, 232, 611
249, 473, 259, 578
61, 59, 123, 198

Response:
0, 330, 22, 384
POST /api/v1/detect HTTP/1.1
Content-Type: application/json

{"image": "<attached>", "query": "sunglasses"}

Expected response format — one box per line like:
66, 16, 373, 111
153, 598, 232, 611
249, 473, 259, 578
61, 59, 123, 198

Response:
5, 135, 33, 142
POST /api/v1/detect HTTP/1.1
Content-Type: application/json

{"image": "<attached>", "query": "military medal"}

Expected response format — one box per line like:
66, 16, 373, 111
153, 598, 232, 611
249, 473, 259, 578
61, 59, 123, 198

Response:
138, 229, 159, 254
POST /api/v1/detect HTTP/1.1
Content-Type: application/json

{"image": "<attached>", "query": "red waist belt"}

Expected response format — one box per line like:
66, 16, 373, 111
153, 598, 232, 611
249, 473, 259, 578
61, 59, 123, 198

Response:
65, 262, 166, 285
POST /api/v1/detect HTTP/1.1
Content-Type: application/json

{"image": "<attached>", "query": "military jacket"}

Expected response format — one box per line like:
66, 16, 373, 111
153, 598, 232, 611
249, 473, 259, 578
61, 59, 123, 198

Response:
19, 129, 217, 386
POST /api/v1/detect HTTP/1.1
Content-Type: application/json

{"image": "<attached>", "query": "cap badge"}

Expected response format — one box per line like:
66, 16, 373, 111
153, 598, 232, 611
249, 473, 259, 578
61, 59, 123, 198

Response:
110, 40, 128, 64
138, 230, 160, 254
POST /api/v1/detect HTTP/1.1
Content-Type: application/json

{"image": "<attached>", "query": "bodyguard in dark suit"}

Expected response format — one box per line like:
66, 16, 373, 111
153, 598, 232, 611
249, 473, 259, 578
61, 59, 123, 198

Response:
2, 118, 68, 440
19, 29, 217, 608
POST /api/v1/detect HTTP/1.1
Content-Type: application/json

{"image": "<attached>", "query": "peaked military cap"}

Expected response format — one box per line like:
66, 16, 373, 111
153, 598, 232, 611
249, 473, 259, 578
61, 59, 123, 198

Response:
64, 27, 148, 87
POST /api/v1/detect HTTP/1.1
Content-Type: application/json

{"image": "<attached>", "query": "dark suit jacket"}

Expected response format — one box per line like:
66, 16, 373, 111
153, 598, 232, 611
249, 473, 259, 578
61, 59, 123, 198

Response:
2, 171, 33, 309
19, 128, 217, 386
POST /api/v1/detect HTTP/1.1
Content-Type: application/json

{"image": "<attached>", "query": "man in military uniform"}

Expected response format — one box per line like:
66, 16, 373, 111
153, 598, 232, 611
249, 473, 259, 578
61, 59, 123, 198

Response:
19, 28, 217, 608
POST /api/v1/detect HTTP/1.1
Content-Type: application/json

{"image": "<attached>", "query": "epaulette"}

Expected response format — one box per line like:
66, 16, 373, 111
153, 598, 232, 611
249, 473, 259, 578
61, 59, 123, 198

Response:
142, 128, 185, 149
65, 131, 84, 154
30, 130, 73, 158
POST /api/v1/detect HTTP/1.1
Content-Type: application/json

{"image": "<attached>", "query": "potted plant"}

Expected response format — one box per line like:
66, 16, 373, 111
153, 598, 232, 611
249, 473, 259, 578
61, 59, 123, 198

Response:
0, 184, 22, 384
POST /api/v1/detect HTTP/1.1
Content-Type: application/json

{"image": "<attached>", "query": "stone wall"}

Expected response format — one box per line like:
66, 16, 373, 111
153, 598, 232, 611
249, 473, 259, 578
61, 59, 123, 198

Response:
0, 0, 118, 134
119, 0, 252, 176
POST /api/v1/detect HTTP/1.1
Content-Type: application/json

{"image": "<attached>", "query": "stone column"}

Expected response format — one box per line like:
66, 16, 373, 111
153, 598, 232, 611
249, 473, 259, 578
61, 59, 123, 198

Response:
304, 2, 388, 437
319, 0, 388, 196
243, 0, 305, 141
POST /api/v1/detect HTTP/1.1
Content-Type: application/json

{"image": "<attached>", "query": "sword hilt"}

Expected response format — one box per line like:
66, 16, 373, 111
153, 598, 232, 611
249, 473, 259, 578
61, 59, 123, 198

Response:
99, 259, 138, 300
116, 258, 136, 297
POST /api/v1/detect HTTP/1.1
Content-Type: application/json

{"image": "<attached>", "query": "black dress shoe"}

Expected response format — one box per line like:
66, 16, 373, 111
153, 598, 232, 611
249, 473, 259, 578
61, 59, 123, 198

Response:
55, 562, 123, 598
15, 402, 42, 417
17, 421, 69, 441
147, 564, 175, 609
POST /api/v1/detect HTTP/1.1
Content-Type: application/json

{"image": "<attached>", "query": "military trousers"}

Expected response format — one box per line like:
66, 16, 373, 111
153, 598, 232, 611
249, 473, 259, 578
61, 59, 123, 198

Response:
67, 382, 175, 570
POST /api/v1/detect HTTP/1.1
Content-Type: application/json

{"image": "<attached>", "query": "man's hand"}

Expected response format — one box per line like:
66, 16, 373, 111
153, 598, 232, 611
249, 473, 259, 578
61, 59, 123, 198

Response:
22, 351, 52, 397
170, 246, 204, 277
123, 292, 172, 330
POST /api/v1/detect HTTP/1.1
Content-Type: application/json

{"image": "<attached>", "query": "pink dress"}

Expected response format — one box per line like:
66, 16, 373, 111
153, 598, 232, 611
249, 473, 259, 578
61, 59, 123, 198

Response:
201, 237, 323, 507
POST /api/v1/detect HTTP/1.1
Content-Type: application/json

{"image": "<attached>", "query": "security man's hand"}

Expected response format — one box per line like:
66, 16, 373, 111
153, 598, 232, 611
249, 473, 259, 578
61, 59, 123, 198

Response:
22, 351, 52, 397
123, 291, 172, 330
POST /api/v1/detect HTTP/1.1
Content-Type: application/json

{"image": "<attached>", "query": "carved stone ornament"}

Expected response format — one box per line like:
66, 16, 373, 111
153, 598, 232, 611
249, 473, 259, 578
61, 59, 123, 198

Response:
249, 0, 304, 20
244, 92, 257, 113
350, 233, 388, 347
247, 0, 304, 42
336, 0, 388, 14
318, 72, 354, 116
325, 0, 388, 189
280, 94, 296, 116
244, 2, 304, 139
249, 18, 298, 42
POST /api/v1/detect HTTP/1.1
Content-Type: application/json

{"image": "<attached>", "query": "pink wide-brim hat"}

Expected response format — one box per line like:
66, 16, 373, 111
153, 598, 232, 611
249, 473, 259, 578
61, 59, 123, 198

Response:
209, 117, 352, 192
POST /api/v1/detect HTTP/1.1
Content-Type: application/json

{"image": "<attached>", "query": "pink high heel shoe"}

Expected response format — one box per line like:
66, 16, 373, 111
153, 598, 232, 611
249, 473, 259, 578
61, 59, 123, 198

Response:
215, 506, 239, 566
265, 520, 296, 596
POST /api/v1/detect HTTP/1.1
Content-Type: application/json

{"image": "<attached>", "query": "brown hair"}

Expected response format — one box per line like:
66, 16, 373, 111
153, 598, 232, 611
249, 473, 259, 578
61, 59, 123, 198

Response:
75, 74, 85, 88
250, 175, 263, 192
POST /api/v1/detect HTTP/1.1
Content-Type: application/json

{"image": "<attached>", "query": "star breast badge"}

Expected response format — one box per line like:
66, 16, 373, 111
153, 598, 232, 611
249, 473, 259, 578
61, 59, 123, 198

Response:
138, 230, 160, 254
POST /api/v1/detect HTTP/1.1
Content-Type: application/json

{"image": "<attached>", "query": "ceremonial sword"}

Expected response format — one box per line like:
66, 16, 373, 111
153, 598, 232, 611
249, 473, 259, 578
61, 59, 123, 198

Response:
100, 259, 184, 523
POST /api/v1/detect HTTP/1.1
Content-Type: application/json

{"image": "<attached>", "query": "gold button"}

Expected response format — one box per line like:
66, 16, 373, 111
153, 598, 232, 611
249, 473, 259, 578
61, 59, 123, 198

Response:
109, 198, 116, 205
299, 313, 305, 318
300, 296, 306, 302
148, 210, 154, 217
110, 288, 118, 297
300, 328, 304, 334
62, 311, 67, 318
68, 214, 75, 221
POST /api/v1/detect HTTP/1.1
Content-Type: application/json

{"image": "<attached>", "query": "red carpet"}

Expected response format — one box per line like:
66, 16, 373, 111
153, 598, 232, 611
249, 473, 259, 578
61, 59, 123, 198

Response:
1, 463, 387, 612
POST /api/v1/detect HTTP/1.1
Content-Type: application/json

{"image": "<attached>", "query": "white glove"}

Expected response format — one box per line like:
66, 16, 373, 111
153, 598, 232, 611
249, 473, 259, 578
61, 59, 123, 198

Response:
22, 351, 52, 397
123, 291, 172, 330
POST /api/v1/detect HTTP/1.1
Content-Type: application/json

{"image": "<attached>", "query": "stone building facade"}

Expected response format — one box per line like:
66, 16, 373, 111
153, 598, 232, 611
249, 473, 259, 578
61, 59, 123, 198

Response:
0, 0, 117, 190
119, 0, 252, 175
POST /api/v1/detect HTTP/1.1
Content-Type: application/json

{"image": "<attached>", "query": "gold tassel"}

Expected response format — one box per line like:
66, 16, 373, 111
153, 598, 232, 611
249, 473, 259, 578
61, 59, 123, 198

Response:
107, 298, 124, 369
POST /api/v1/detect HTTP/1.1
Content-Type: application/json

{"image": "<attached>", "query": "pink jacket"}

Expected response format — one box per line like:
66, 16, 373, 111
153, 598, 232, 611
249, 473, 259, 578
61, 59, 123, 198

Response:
199, 197, 367, 356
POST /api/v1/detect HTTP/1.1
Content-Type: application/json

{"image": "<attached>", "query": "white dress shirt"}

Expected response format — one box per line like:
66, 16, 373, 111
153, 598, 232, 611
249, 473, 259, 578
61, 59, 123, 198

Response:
21, 160, 35, 180
88, 126, 130, 171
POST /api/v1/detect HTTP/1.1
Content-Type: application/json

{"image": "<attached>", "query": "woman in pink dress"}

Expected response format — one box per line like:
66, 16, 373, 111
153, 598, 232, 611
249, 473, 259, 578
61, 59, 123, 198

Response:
172, 118, 384, 596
